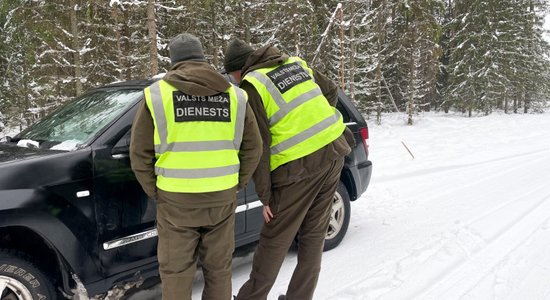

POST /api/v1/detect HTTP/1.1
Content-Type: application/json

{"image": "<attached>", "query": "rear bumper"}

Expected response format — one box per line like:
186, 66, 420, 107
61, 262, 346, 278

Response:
350, 160, 372, 200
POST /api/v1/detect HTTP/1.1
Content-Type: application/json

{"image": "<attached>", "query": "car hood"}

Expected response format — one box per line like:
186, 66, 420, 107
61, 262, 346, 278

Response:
0, 143, 93, 190
0, 143, 64, 164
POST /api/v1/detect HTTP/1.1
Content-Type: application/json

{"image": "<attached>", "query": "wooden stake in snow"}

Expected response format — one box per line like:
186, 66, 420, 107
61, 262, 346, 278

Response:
401, 140, 415, 159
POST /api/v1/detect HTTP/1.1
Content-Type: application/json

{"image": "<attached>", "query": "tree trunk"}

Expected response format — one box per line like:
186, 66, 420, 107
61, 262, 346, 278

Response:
504, 93, 509, 114
375, 0, 387, 117
122, 8, 132, 80
111, 4, 125, 80
243, 3, 251, 42
376, 65, 382, 122
376, 103, 382, 125
523, 90, 531, 114
69, 0, 82, 96
524, 95, 529, 113
382, 75, 399, 112
407, 22, 415, 125
210, 2, 218, 67
349, 12, 356, 102
147, 0, 158, 76
338, 6, 345, 91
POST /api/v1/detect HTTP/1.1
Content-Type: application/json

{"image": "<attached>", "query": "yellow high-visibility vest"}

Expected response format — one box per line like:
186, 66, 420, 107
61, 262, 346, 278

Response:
144, 80, 247, 193
243, 57, 345, 171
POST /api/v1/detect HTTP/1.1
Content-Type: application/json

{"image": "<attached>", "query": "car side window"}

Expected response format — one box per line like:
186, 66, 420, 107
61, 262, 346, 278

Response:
336, 100, 351, 123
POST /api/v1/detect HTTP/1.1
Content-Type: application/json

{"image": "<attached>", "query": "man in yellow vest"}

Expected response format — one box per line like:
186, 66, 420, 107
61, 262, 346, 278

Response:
224, 39, 352, 300
130, 33, 262, 300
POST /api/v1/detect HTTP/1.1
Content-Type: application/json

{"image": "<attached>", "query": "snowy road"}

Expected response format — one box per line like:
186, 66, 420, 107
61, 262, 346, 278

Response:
123, 112, 550, 300
323, 149, 550, 300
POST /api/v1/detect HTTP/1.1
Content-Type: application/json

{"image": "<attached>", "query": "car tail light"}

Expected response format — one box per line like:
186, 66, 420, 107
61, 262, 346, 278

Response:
359, 127, 369, 153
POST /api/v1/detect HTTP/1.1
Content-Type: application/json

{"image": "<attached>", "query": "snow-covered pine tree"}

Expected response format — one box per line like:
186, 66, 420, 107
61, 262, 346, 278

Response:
283, 0, 321, 60
32, 1, 87, 106
444, 0, 493, 116
308, 0, 341, 74
1, 0, 548, 127
240, 0, 322, 60
75, 1, 136, 85
444, 0, 549, 115
1, 1, 78, 125
342, 0, 388, 121
436, 0, 453, 113
0, 0, 37, 129
154, 1, 190, 72
513, 0, 550, 113
409, 0, 444, 114
383, 0, 443, 124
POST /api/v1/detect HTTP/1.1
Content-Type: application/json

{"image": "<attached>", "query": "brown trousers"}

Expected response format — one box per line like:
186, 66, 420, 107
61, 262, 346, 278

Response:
236, 158, 344, 300
156, 199, 236, 300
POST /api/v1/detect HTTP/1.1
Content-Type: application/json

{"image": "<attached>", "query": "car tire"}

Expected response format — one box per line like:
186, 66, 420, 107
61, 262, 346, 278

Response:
0, 249, 57, 300
323, 181, 351, 251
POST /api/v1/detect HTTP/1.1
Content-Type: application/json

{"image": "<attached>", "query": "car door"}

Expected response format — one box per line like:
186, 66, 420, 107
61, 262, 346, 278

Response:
93, 100, 248, 275
238, 180, 264, 247
92, 107, 159, 275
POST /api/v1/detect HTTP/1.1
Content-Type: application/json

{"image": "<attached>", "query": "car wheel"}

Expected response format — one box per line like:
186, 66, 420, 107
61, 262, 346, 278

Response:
323, 181, 351, 251
0, 249, 57, 300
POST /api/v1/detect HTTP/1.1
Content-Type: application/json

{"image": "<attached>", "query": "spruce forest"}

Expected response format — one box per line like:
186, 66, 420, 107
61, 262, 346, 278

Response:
1, 0, 549, 131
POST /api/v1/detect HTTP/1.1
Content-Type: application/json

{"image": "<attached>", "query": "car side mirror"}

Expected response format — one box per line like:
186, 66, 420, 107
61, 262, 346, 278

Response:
112, 131, 131, 158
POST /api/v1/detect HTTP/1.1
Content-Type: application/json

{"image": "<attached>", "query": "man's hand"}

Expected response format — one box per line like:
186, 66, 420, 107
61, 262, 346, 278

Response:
263, 205, 274, 223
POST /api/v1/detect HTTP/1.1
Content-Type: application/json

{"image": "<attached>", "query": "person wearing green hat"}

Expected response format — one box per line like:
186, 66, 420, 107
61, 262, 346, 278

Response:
130, 33, 262, 300
224, 39, 352, 300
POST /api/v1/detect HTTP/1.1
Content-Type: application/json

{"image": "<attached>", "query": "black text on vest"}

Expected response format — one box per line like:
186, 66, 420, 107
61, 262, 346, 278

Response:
172, 92, 231, 122
266, 62, 312, 94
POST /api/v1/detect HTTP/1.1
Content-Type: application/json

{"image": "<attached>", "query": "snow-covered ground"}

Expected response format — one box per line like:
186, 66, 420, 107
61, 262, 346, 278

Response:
105, 111, 550, 300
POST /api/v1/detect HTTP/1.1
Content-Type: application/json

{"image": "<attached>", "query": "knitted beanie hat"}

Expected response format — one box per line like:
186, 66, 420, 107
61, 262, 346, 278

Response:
224, 38, 254, 72
169, 33, 206, 65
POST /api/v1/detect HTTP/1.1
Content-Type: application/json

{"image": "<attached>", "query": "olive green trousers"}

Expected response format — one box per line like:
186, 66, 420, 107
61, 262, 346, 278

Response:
236, 158, 344, 300
156, 200, 236, 300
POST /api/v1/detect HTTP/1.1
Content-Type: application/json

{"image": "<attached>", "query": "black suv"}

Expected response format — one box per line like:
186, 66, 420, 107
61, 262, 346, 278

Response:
0, 80, 372, 300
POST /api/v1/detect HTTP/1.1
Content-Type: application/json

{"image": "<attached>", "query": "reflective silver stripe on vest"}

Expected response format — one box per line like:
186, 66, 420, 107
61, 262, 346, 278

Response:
246, 71, 287, 107
233, 87, 247, 150
155, 164, 240, 179
149, 82, 168, 146
268, 87, 323, 126
155, 140, 235, 153
246, 69, 323, 127
271, 110, 343, 155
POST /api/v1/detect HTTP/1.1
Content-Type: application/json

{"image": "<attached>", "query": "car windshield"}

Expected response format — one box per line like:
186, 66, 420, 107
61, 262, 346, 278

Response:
14, 88, 142, 151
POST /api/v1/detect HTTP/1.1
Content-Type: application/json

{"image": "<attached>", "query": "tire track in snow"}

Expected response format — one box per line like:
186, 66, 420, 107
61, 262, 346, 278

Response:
323, 153, 550, 300
377, 182, 550, 299
374, 147, 549, 184
415, 190, 550, 300
366, 147, 550, 222
324, 187, 550, 300
463, 218, 550, 299
367, 148, 550, 215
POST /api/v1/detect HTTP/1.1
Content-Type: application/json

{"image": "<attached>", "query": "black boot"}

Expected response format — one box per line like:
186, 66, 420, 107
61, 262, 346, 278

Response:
278, 295, 286, 300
